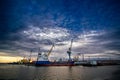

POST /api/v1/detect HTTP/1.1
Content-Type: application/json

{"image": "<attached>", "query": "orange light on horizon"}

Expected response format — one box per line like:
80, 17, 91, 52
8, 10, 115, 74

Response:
0, 56, 22, 63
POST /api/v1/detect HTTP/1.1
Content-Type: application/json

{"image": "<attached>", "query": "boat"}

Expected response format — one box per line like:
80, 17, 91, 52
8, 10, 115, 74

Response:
35, 61, 75, 66
35, 40, 75, 66
82, 60, 98, 67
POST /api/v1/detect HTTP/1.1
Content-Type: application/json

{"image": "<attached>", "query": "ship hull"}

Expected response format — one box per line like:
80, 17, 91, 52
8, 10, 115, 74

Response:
35, 61, 75, 66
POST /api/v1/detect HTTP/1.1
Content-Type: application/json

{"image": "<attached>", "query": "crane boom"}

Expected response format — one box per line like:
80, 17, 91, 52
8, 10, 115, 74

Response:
47, 44, 54, 56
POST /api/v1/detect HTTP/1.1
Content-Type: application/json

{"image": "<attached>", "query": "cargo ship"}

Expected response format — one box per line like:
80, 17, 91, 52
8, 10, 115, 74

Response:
35, 40, 75, 66
35, 61, 75, 66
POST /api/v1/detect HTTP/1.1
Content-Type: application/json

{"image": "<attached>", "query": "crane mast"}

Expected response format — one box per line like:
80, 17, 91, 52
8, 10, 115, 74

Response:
67, 39, 73, 61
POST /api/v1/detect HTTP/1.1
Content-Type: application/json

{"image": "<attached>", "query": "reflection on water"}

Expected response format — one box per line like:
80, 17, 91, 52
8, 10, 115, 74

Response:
0, 64, 120, 80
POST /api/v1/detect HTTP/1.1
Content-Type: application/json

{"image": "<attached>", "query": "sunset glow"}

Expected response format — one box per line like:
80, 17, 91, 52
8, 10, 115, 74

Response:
0, 56, 22, 63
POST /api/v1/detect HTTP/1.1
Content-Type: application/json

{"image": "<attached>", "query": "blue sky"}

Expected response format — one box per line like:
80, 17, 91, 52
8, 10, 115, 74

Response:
0, 0, 120, 61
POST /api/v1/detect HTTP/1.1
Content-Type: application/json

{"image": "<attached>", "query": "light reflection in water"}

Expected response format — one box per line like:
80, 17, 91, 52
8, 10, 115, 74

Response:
0, 64, 119, 80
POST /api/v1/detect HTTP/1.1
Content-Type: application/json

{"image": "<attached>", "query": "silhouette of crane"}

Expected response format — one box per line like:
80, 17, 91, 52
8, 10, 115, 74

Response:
67, 39, 73, 61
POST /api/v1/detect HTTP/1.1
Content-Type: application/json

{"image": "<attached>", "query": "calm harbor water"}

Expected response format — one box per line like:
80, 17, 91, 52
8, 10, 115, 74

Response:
0, 64, 120, 80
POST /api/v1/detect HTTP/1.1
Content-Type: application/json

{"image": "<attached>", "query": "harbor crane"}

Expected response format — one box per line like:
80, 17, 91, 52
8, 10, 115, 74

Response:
37, 44, 55, 61
67, 39, 73, 61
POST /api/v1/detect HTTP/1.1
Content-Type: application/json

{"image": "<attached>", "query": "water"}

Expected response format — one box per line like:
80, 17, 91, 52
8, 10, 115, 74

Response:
0, 64, 120, 80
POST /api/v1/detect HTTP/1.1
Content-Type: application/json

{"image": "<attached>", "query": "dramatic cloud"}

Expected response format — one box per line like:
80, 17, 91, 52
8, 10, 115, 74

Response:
22, 25, 70, 41
0, 0, 120, 62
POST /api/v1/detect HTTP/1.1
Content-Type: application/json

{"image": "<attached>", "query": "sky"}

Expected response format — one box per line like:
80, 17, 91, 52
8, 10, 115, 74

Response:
0, 0, 120, 62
